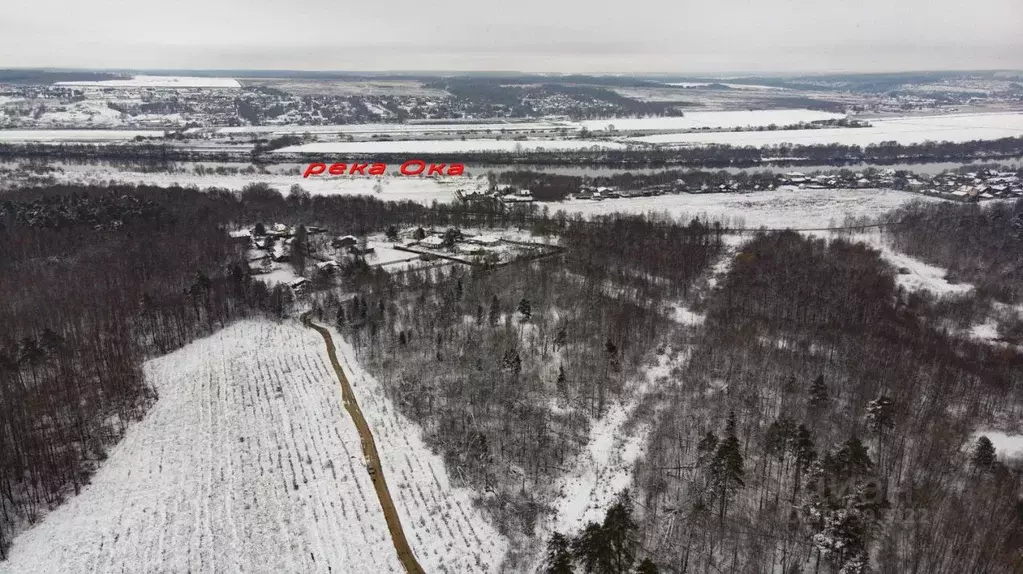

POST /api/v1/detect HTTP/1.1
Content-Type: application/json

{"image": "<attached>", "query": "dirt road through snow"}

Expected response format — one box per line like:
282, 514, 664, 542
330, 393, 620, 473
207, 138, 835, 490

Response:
303, 314, 426, 574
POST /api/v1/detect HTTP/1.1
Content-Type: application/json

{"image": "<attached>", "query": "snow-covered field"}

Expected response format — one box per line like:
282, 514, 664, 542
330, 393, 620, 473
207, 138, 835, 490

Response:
634, 112, 1023, 146
239, 110, 842, 140
6, 163, 464, 203
556, 187, 939, 229
55, 75, 241, 88
578, 109, 843, 132
275, 139, 627, 154
0, 129, 164, 141
0, 319, 505, 574
661, 82, 790, 91
218, 121, 575, 136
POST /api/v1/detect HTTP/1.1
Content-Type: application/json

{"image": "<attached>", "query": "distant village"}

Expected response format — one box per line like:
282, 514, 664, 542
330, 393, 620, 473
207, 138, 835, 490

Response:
776, 168, 1023, 201
459, 167, 1023, 205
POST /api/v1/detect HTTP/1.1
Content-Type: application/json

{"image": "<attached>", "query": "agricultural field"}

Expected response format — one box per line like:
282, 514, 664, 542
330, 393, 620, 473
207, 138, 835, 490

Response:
634, 111, 1023, 146
0, 129, 164, 141
0, 320, 506, 574
54, 75, 242, 88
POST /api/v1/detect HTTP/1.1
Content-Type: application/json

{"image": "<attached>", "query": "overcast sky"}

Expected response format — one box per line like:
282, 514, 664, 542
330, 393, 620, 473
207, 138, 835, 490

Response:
2, 0, 1021, 73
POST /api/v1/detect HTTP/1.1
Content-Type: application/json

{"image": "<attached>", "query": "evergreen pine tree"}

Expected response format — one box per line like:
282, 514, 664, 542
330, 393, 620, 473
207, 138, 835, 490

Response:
696, 432, 718, 466
602, 489, 638, 573
808, 375, 829, 412
543, 533, 575, 574
833, 436, 873, 480
710, 426, 744, 521
554, 325, 568, 350
636, 558, 659, 574
865, 395, 895, 434
292, 224, 308, 276
489, 295, 500, 326
572, 521, 610, 574
972, 435, 997, 469
518, 297, 532, 321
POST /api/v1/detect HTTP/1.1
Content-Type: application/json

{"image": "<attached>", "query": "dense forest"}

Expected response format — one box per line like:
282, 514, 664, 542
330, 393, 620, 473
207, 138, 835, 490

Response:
634, 232, 1023, 573
2, 182, 1021, 573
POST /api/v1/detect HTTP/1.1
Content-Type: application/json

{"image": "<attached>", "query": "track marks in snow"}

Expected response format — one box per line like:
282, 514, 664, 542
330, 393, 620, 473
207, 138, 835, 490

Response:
324, 327, 509, 573
0, 320, 404, 574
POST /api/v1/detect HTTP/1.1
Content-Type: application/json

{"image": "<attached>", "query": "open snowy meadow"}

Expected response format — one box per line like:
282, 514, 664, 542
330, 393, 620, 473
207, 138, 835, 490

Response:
0, 130, 165, 142
555, 187, 941, 229
0, 319, 506, 574
633, 112, 1023, 146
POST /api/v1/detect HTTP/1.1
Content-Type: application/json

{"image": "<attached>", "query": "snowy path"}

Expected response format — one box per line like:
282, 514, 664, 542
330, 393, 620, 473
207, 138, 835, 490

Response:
303, 315, 424, 574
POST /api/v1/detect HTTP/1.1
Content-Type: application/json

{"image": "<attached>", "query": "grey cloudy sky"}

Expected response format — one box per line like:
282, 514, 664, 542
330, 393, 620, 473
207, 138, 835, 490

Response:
2, 0, 1021, 73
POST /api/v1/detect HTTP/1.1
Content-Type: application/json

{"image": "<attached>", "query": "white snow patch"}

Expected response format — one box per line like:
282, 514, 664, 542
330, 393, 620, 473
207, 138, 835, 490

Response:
969, 320, 1002, 342
543, 353, 676, 543
971, 431, 1023, 461
668, 304, 705, 326
550, 404, 646, 535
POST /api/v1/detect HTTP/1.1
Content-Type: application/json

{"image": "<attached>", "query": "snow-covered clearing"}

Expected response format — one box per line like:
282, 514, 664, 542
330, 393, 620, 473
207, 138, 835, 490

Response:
55, 75, 241, 88
253, 264, 302, 287
0, 319, 505, 574
529, 335, 701, 572
0, 129, 164, 142
633, 112, 1023, 146
365, 242, 422, 267
275, 139, 627, 154
837, 231, 973, 296
556, 188, 938, 229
